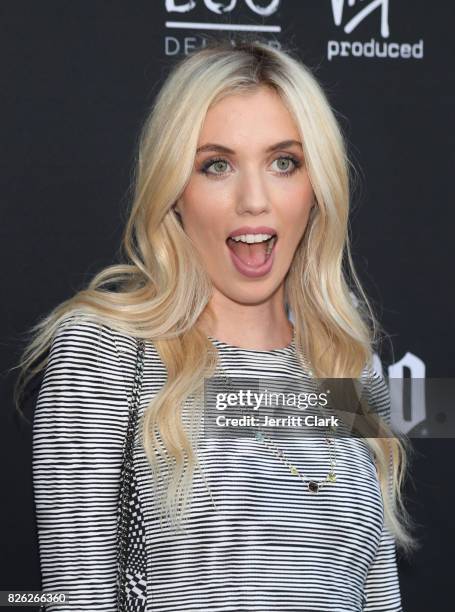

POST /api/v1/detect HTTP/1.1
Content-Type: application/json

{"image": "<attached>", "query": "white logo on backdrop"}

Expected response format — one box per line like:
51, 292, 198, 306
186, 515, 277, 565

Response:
164, 0, 423, 61
165, 0, 280, 16
327, 0, 424, 60
331, 0, 389, 37
388, 352, 427, 435
164, 0, 281, 54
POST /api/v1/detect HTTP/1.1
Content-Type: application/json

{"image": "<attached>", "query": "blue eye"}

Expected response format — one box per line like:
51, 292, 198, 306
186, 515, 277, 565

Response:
271, 156, 301, 175
201, 158, 230, 176
199, 155, 302, 178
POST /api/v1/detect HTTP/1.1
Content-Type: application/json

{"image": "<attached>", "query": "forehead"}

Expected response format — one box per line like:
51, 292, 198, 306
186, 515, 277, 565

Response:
198, 87, 300, 145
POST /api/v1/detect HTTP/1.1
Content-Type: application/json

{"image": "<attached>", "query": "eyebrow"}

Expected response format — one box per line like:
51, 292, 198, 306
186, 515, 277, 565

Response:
196, 139, 303, 155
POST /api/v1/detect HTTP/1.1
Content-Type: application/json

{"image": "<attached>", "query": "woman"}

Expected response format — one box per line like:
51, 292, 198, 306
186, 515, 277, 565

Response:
17, 39, 417, 611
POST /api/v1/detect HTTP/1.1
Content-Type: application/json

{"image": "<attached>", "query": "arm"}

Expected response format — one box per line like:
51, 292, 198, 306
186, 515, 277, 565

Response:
363, 522, 402, 611
363, 367, 403, 612
32, 315, 128, 610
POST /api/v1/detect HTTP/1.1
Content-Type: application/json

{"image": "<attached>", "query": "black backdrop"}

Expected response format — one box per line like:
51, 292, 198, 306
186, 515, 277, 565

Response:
1, 1, 453, 610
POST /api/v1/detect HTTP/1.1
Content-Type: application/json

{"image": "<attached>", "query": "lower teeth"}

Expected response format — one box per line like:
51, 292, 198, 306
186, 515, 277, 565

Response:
265, 238, 275, 256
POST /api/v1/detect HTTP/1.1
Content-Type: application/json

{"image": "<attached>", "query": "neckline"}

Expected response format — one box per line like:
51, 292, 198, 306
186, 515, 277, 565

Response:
207, 334, 296, 355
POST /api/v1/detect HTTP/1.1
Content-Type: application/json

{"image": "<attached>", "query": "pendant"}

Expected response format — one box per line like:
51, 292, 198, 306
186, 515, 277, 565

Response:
308, 481, 319, 493
255, 431, 265, 442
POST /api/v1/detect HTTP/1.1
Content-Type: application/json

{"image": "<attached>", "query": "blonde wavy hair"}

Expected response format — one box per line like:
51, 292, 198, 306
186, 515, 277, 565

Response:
15, 38, 418, 555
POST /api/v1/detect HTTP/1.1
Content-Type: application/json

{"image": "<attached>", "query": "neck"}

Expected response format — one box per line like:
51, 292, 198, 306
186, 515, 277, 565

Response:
199, 290, 294, 351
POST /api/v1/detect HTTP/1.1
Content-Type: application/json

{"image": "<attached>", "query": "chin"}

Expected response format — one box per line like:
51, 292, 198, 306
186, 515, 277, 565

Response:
218, 279, 282, 305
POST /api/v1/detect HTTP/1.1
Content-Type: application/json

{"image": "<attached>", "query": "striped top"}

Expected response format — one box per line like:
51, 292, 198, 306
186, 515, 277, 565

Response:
33, 314, 403, 611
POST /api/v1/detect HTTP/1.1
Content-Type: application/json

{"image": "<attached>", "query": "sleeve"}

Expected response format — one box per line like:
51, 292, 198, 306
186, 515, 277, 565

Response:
32, 315, 129, 611
362, 367, 403, 612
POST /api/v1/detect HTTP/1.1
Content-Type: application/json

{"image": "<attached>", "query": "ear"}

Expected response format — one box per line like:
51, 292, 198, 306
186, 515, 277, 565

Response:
173, 199, 182, 216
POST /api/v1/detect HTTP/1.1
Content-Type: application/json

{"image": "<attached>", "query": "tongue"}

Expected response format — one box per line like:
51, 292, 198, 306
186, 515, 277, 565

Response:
228, 239, 269, 267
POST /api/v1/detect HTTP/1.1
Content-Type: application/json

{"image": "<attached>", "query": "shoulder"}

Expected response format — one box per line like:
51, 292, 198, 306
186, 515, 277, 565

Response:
360, 361, 391, 426
51, 310, 137, 358
46, 311, 144, 382
48, 310, 163, 383
51, 310, 112, 349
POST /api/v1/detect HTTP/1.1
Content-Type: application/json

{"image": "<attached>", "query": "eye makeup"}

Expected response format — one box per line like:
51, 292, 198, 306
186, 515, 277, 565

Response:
198, 155, 303, 178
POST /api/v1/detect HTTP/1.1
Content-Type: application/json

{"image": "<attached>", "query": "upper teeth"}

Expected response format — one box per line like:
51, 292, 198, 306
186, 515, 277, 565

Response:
230, 233, 275, 244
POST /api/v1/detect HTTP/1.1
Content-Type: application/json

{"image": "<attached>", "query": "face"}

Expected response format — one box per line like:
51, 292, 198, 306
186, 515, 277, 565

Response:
174, 85, 315, 309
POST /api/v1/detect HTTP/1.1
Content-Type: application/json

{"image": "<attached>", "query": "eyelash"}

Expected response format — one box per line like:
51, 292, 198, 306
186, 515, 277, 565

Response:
199, 155, 302, 178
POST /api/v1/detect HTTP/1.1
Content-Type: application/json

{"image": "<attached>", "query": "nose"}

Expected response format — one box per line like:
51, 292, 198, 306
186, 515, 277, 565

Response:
235, 171, 271, 216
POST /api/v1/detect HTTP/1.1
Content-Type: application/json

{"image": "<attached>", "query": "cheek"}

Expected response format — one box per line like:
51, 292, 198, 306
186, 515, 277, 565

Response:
180, 185, 229, 248
182, 205, 223, 258
188, 220, 216, 256
282, 193, 314, 240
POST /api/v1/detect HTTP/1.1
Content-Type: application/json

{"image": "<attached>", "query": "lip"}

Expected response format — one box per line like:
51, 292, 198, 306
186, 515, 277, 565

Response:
227, 225, 277, 239
226, 235, 277, 278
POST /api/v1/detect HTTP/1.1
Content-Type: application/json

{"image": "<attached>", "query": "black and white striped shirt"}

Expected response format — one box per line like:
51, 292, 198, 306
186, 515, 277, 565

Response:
33, 314, 403, 611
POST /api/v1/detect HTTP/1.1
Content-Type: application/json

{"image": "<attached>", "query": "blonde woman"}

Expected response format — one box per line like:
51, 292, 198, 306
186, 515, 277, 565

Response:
17, 39, 417, 611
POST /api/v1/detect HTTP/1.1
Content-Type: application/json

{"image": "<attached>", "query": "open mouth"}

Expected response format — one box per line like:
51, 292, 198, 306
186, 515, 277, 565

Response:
226, 233, 278, 268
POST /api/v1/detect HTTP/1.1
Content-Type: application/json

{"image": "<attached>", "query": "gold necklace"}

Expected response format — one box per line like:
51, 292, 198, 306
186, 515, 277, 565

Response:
213, 330, 338, 494
253, 428, 337, 493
